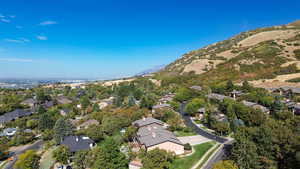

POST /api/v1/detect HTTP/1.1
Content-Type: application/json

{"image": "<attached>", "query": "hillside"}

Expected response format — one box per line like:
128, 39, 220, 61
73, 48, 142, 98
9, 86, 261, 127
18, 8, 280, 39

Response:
158, 20, 300, 86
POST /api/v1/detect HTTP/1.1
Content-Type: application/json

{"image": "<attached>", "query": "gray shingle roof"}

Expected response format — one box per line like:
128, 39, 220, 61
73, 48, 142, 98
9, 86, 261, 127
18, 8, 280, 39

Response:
152, 104, 171, 109
132, 117, 164, 127
207, 93, 233, 101
241, 101, 270, 113
0, 109, 34, 124
61, 136, 95, 152
136, 124, 182, 147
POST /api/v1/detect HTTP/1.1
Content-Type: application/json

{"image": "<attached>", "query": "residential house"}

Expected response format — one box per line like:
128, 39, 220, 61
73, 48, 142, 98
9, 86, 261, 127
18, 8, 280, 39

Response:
132, 118, 184, 155
21, 98, 37, 108
158, 93, 175, 104
284, 101, 300, 115
60, 135, 95, 153
77, 119, 99, 130
43, 101, 54, 109
0, 128, 17, 137
129, 159, 143, 169
230, 90, 243, 100
207, 93, 233, 102
241, 100, 270, 114
195, 107, 205, 119
0, 109, 34, 127
271, 86, 300, 96
60, 108, 71, 116
56, 96, 73, 105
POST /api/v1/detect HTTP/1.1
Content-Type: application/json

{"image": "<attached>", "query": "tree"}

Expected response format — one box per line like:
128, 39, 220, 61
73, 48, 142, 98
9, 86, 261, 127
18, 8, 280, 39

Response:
242, 81, 252, 92
141, 148, 174, 169
36, 89, 49, 103
38, 113, 55, 131
127, 95, 136, 107
14, 150, 40, 169
53, 146, 71, 165
212, 160, 238, 169
226, 80, 234, 91
0, 137, 9, 160
73, 150, 89, 169
87, 137, 128, 169
184, 98, 205, 116
53, 118, 74, 143
174, 87, 193, 102
80, 96, 90, 109
123, 126, 137, 142
140, 95, 155, 109
85, 124, 104, 142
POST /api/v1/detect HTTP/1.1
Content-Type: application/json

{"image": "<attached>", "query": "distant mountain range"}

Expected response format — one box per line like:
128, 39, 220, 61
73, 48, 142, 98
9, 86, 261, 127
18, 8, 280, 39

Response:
136, 64, 165, 76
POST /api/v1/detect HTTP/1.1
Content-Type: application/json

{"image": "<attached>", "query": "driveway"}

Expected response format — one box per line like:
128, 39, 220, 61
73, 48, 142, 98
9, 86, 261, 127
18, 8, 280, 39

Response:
178, 135, 211, 146
179, 103, 228, 143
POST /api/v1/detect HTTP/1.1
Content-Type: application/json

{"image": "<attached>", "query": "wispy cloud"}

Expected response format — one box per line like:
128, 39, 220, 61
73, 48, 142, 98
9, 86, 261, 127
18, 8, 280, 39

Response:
0, 58, 34, 63
36, 35, 48, 40
1, 18, 10, 23
9, 15, 16, 18
16, 25, 23, 29
0, 14, 4, 18
39, 20, 57, 26
4, 38, 30, 43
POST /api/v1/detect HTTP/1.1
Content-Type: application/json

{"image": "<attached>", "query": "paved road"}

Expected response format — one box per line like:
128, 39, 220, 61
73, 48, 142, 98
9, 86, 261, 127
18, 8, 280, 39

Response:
179, 103, 228, 143
3, 140, 43, 169
202, 141, 234, 169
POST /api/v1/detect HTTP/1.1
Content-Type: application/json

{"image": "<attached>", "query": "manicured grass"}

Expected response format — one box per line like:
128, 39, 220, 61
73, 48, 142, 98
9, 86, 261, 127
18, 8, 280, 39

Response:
39, 147, 56, 169
174, 130, 197, 137
170, 142, 215, 169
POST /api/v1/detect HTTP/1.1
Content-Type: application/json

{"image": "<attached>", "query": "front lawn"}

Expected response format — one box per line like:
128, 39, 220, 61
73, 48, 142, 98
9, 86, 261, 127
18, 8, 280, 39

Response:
39, 147, 56, 169
174, 130, 197, 137
170, 142, 215, 169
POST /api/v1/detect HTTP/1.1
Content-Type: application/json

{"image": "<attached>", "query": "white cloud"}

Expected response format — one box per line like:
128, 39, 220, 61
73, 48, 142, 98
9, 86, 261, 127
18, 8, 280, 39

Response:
39, 20, 57, 26
1, 18, 10, 23
36, 35, 48, 40
0, 58, 34, 62
4, 38, 30, 43
9, 15, 16, 18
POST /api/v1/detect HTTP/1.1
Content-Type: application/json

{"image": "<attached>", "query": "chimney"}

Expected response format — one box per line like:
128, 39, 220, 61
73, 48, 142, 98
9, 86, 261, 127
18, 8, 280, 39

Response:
152, 132, 156, 138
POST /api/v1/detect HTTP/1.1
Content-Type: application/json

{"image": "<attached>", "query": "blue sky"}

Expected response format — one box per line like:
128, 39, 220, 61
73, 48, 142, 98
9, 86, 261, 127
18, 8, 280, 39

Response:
0, 0, 299, 79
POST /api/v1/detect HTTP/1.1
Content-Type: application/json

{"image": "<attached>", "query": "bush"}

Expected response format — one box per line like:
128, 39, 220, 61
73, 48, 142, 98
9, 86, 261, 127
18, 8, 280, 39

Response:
294, 49, 300, 60
184, 143, 192, 151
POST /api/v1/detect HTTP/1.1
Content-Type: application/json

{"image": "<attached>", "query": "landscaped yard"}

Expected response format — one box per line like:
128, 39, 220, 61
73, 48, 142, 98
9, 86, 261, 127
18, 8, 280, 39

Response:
39, 147, 56, 169
174, 130, 197, 137
170, 142, 215, 169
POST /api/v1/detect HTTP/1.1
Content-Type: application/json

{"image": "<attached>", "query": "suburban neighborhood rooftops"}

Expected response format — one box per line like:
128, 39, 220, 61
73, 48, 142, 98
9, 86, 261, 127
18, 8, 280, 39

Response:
132, 117, 164, 128
56, 96, 73, 105
152, 104, 171, 109
0, 109, 34, 124
207, 93, 233, 101
21, 98, 37, 105
0, 128, 17, 136
61, 136, 95, 152
137, 129, 183, 147
241, 100, 270, 113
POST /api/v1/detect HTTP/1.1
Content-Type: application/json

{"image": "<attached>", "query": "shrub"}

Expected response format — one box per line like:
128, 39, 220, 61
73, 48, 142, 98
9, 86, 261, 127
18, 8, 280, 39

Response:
294, 49, 300, 60
184, 143, 192, 151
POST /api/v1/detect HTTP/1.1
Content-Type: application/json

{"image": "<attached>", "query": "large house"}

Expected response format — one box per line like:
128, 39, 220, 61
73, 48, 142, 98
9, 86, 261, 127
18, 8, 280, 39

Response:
206, 93, 233, 102
241, 100, 270, 114
132, 117, 184, 155
270, 86, 300, 96
21, 98, 37, 108
0, 109, 34, 127
61, 135, 95, 153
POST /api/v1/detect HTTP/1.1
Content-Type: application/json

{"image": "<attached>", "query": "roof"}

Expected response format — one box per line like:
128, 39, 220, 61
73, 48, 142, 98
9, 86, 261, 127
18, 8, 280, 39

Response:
207, 93, 233, 101
132, 117, 164, 128
78, 119, 99, 128
241, 101, 270, 113
21, 98, 37, 105
279, 86, 300, 94
0, 109, 34, 124
43, 101, 54, 108
136, 125, 183, 147
231, 90, 243, 94
197, 107, 206, 113
190, 86, 202, 91
61, 136, 95, 152
0, 128, 17, 136
56, 96, 73, 105
152, 104, 170, 109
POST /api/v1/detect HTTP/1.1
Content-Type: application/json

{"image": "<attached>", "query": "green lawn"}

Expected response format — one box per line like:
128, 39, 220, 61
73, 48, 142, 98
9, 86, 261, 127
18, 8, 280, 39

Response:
39, 147, 56, 169
174, 130, 197, 137
170, 142, 215, 169
197, 144, 221, 169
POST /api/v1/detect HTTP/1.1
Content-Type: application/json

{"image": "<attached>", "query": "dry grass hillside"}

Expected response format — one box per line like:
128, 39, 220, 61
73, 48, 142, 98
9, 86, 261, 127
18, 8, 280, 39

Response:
157, 20, 300, 86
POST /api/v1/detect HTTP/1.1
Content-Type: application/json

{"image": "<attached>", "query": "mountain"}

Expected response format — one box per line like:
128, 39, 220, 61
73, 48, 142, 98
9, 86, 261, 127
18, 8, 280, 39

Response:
136, 65, 165, 76
158, 20, 300, 86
